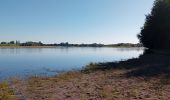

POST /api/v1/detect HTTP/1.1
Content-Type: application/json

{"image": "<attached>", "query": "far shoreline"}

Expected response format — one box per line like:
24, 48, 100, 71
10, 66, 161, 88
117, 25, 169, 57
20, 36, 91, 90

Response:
0, 45, 144, 48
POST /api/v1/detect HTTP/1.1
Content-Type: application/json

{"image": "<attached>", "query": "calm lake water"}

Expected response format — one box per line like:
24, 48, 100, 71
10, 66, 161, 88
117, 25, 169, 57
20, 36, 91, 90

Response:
0, 47, 143, 80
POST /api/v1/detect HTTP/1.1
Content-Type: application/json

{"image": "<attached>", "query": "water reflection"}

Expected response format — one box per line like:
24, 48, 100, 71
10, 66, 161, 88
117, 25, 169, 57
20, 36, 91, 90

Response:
0, 47, 143, 80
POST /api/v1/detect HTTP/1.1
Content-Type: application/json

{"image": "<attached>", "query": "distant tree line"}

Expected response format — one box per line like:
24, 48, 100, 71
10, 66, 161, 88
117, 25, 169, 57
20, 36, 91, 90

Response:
0, 41, 20, 45
0, 41, 142, 47
20, 41, 43, 46
105, 43, 142, 47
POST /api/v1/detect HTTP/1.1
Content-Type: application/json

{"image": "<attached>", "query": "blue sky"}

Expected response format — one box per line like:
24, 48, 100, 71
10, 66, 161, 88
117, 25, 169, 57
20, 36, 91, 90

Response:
0, 0, 154, 44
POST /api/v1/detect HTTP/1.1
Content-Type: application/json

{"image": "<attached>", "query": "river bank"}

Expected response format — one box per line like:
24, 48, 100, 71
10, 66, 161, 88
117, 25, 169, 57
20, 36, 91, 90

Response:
1, 52, 170, 100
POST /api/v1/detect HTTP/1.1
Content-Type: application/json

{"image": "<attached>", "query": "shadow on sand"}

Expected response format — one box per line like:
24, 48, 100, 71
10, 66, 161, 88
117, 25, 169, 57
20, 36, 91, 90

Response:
83, 50, 170, 79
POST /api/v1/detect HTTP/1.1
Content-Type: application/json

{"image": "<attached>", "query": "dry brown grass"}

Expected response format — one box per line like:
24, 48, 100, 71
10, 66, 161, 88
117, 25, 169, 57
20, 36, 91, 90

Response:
0, 81, 16, 100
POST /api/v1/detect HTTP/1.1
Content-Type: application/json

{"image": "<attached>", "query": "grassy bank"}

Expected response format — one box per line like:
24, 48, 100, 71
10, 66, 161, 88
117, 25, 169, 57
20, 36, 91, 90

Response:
2, 52, 170, 99
0, 82, 16, 100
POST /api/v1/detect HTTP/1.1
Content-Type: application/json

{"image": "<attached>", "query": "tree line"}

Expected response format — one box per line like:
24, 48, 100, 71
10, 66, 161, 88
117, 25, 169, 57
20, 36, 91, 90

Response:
0, 41, 142, 47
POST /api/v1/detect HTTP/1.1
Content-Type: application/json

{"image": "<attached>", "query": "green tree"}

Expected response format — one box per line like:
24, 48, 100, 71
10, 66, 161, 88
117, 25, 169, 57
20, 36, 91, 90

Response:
1, 42, 7, 44
138, 0, 170, 49
9, 41, 15, 44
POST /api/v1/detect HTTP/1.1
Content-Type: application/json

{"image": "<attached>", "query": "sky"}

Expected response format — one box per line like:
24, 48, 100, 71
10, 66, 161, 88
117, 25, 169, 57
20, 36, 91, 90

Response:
0, 0, 155, 44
